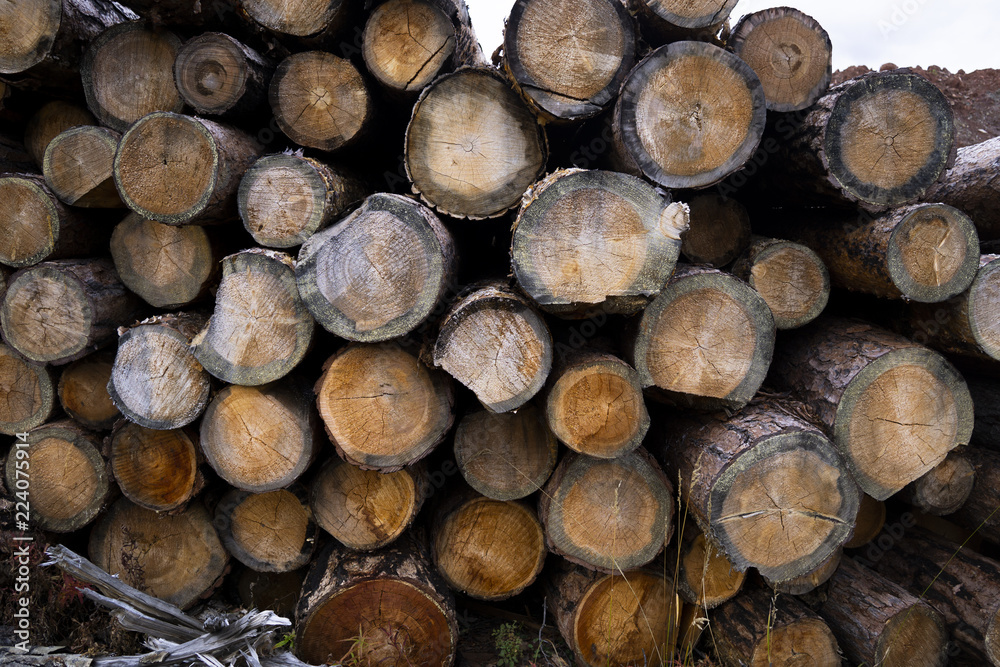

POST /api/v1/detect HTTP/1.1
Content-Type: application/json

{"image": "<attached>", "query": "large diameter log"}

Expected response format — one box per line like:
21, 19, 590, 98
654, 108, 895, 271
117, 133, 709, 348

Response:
173, 32, 273, 117
539, 448, 674, 573
502, 0, 635, 121
0, 343, 54, 435
547, 560, 680, 667
731, 236, 830, 330
659, 398, 859, 582
269, 51, 372, 152
296, 193, 455, 342
432, 492, 546, 600
818, 556, 949, 667
109, 214, 216, 309
0, 174, 104, 268
778, 203, 979, 303
310, 457, 425, 551
711, 587, 841, 667
316, 343, 453, 471
612, 41, 766, 190
215, 485, 318, 573
865, 526, 1000, 666
405, 67, 547, 219
453, 405, 557, 500
240, 0, 348, 38
114, 112, 261, 225
922, 135, 1000, 240
238, 153, 366, 248
109, 422, 201, 513
671, 523, 745, 610
192, 249, 314, 386
769, 317, 974, 500
511, 168, 688, 316
629, 265, 775, 411
295, 532, 458, 666
89, 497, 229, 609
545, 352, 649, 459
432, 283, 552, 413
4, 420, 109, 532
57, 350, 119, 430
108, 313, 211, 431
729, 8, 833, 112
949, 446, 1000, 544
0, 0, 136, 92
81, 22, 184, 132
1, 258, 140, 365
679, 193, 751, 268
771, 70, 954, 210
363, 0, 455, 95
42, 125, 122, 208
200, 379, 318, 492
901, 449, 975, 516
23, 100, 95, 168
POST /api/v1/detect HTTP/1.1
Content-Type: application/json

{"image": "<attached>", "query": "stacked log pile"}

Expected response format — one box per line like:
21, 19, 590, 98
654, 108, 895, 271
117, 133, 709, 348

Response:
1, 0, 1000, 666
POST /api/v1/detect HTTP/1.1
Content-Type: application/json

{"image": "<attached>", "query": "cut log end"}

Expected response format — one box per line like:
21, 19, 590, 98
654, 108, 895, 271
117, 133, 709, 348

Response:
43, 125, 122, 207
363, 0, 455, 93
2, 265, 91, 364
110, 423, 199, 512
0, 176, 68, 268
733, 238, 830, 329
0, 343, 53, 435
967, 255, 1000, 359
877, 605, 949, 667
173, 32, 261, 115
241, 0, 346, 37
905, 450, 975, 516
730, 7, 832, 112
886, 204, 979, 303
58, 351, 119, 430
216, 487, 317, 573
680, 193, 751, 268
637, 0, 739, 30
751, 615, 840, 666
676, 529, 745, 608
0, 0, 60, 73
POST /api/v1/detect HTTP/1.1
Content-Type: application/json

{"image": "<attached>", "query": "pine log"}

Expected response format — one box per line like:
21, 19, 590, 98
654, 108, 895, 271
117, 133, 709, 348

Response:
238, 153, 366, 248
315, 342, 454, 471
901, 449, 975, 516
865, 525, 1000, 666
42, 125, 122, 207
777, 203, 979, 303
768, 70, 955, 210
0, 0, 136, 93
547, 560, 680, 667
215, 485, 318, 572
922, 135, 1000, 240
2, 258, 140, 365
949, 446, 1000, 544
763, 548, 842, 596
310, 456, 425, 551
539, 448, 674, 573
57, 349, 119, 430
659, 398, 858, 582
671, 523, 745, 610
191, 249, 314, 386
817, 556, 949, 667
109, 422, 202, 513
901, 254, 1000, 362
200, 379, 319, 492
173, 32, 273, 117
712, 587, 841, 667
432, 491, 546, 600
680, 193, 751, 268
108, 312, 211, 431
114, 112, 261, 225
432, 283, 552, 413
363, 0, 455, 95
502, 0, 635, 121
731, 236, 830, 329
269, 51, 372, 152
296, 193, 455, 342
295, 532, 458, 666
80, 22, 184, 132
452, 404, 558, 500
23, 100, 95, 167
629, 264, 775, 411
240, 0, 348, 38
611, 41, 766, 189
627, 0, 738, 34
0, 173, 104, 268
109, 213, 217, 309
89, 497, 229, 609
4, 419, 109, 532
405, 67, 547, 219
843, 493, 887, 549
769, 317, 974, 499
729, 7, 832, 112
544, 351, 649, 459
0, 342, 54, 434
511, 168, 688, 316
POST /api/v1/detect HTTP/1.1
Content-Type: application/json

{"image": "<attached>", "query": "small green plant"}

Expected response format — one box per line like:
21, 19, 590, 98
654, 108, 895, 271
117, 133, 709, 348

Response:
274, 631, 295, 650
493, 622, 523, 667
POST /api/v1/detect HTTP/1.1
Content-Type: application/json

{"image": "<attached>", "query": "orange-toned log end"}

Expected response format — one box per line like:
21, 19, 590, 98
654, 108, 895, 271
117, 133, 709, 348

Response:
0, 342, 54, 435
673, 524, 745, 609
109, 423, 199, 513
732, 236, 830, 330
58, 350, 119, 431
216, 486, 317, 572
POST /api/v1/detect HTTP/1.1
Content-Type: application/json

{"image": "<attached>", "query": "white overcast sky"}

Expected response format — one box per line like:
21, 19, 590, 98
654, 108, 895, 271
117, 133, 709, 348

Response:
466, 0, 998, 73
